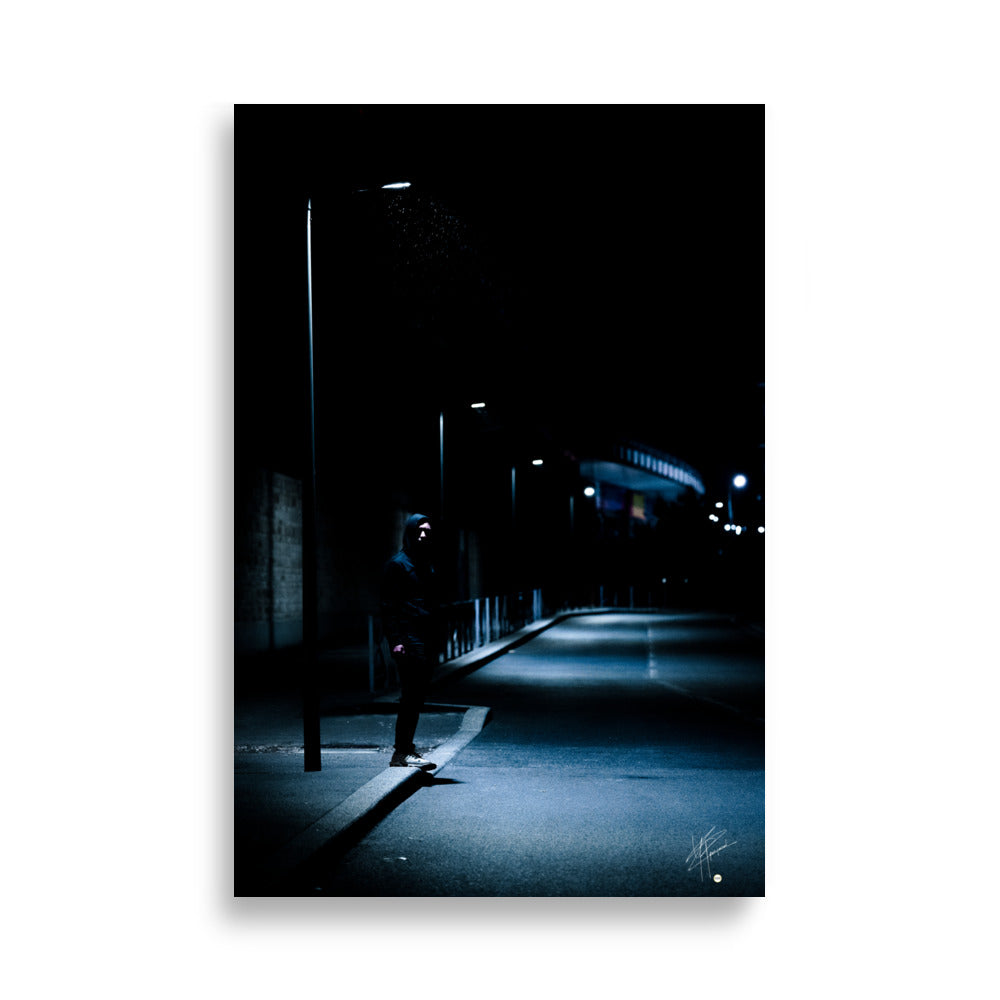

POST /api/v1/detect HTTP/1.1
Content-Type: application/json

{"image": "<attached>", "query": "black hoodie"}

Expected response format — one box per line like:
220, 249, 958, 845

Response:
380, 513, 436, 653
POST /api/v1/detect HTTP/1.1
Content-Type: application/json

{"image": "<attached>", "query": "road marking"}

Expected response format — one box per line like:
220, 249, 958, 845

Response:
646, 624, 763, 725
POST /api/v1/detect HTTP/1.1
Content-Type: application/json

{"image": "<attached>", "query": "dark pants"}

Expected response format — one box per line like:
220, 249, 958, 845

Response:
393, 638, 433, 753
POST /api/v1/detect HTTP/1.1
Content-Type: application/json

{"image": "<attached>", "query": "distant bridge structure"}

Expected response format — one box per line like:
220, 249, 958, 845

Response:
579, 440, 705, 513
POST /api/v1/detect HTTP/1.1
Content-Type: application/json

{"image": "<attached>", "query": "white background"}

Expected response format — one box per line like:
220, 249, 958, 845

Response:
3, 3, 997, 996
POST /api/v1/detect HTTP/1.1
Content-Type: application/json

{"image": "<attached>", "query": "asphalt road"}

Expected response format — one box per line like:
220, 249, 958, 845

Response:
306, 611, 764, 896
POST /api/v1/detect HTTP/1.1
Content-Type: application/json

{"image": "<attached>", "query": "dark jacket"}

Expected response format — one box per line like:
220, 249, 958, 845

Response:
380, 513, 436, 654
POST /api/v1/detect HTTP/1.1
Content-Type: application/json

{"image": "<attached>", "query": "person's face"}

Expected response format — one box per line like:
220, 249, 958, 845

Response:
416, 521, 432, 546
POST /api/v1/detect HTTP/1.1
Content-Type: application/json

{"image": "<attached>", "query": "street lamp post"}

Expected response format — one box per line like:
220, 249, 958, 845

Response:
438, 401, 494, 606
510, 459, 542, 530
301, 183, 412, 772
728, 473, 747, 526
302, 199, 320, 772
440, 401, 489, 524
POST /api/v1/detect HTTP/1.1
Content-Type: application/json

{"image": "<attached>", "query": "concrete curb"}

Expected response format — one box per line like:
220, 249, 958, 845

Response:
257, 609, 617, 891
263, 703, 492, 891
428, 607, 617, 687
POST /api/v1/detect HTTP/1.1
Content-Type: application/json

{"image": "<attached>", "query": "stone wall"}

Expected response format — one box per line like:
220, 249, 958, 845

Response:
235, 468, 303, 653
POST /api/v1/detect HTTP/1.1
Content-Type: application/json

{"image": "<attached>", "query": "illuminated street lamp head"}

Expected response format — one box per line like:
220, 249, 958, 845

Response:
470, 402, 487, 409
583, 486, 596, 498
532, 459, 544, 466
353, 181, 413, 195
733, 474, 748, 489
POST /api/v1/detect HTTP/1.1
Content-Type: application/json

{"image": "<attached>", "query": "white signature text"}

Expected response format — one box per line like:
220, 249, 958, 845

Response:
686, 826, 737, 881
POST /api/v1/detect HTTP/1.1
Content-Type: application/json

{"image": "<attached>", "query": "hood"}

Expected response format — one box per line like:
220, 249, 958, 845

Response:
402, 513, 432, 557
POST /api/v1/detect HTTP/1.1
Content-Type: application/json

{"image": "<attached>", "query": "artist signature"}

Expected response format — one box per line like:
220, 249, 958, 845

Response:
686, 826, 737, 881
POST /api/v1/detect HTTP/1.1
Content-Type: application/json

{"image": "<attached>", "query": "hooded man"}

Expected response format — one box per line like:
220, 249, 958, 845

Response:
380, 513, 438, 769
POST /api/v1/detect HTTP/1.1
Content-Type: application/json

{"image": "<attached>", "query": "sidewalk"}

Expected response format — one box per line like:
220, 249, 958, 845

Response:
234, 614, 571, 896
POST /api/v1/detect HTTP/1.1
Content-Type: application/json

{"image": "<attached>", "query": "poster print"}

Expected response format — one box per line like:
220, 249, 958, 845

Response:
235, 105, 763, 896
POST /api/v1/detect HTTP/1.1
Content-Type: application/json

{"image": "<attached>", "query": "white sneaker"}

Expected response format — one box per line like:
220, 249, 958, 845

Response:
390, 751, 437, 770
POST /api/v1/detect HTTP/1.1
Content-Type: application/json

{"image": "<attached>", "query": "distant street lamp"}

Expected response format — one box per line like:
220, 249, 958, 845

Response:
511, 456, 545, 528
440, 400, 488, 525
728, 473, 747, 525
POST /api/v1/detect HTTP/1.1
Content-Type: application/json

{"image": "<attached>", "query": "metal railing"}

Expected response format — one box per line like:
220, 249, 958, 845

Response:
366, 584, 681, 692
438, 589, 544, 662
366, 588, 544, 691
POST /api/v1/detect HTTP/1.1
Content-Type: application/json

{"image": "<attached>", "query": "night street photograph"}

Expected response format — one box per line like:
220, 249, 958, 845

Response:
235, 105, 763, 896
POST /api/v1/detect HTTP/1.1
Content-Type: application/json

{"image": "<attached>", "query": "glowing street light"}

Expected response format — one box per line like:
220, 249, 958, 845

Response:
584, 486, 596, 498
728, 473, 747, 523
354, 181, 413, 194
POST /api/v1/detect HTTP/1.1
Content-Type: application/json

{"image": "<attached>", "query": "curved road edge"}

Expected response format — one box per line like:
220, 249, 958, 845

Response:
262, 704, 492, 893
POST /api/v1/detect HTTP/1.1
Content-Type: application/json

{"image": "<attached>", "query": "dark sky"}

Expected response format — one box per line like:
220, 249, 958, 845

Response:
237, 106, 762, 500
